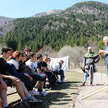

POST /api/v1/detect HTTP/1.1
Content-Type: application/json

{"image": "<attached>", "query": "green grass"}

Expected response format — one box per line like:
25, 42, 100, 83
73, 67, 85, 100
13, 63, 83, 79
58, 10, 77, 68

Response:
10, 70, 83, 108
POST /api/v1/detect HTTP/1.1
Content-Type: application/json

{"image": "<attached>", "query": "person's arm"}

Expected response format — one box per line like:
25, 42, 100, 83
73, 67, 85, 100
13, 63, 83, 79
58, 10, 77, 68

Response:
94, 55, 100, 63
34, 62, 43, 74
26, 62, 37, 75
42, 67, 54, 75
51, 65, 53, 71
99, 50, 108, 54
24, 73, 33, 81
7, 63, 24, 76
82, 58, 86, 68
53, 65, 59, 71
30, 63, 37, 75
37, 68, 43, 74
1, 74, 16, 79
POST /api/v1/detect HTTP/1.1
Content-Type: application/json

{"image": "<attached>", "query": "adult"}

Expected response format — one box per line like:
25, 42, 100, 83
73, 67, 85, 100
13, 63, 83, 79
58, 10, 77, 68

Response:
99, 36, 108, 79
0, 74, 9, 108
24, 48, 31, 61
7, 51, 34, 92
26, 53, 47, 96
0, 47, 42, 107
53, 60, 65, 83
42, 55, 54, 89
81, 47, 100, 86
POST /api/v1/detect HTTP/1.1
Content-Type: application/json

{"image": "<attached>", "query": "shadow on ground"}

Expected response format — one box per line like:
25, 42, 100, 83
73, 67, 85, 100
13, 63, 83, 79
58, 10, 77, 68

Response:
9, 81, 81, 108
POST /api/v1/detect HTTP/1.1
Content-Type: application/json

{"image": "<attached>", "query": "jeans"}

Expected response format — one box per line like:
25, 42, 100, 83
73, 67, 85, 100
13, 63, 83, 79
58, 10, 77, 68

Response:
83, 72, 93, 83
54, 70, 65, 81
30, 73, 46, 87
106, 64, 108, 80
44, 72, 53, 87
30, 73, 46, 82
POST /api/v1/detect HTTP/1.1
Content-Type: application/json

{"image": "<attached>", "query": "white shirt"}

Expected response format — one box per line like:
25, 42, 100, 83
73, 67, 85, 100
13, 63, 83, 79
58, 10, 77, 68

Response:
25, 59, 36, 75
47, 63, 51, 70
8, 59, 19, 70
53, 63, 63, 71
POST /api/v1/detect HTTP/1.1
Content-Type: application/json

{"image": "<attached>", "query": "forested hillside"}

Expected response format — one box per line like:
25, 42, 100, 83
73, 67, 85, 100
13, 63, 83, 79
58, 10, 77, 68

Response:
4, 1, 108, 52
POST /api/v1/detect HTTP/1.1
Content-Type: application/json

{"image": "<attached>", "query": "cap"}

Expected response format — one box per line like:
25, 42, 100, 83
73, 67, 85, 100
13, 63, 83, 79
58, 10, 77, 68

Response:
88, 47, 92, 50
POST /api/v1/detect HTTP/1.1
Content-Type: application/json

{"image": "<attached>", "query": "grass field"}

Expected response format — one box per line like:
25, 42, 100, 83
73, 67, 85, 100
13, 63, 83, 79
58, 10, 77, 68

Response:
8, 70, 83, 108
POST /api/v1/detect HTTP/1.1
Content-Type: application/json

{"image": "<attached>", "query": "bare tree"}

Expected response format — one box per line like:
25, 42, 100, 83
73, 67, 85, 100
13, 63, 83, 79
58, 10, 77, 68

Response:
36, 45, 58, 57
58, 46, 86, 68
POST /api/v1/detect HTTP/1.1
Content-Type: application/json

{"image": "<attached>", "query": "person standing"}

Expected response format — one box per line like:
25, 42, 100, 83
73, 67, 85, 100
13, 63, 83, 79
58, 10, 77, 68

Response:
81, 47, 100, 86
99, 36, 108, 80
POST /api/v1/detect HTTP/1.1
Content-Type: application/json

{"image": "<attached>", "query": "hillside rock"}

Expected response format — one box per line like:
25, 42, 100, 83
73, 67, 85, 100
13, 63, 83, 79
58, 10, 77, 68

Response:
0, 16, 15, 38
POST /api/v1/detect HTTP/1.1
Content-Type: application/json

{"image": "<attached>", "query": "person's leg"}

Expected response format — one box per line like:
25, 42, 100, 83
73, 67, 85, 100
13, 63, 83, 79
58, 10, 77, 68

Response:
5, 77, 42, 107
52, 72, 57, 84
81, 72, 88, 86
12, 78, 27, 99
38, 81, 44, 92
0, 100, 2, 108
30, 74, 45, 91
53, 71, 59, 79
1, 79, 13, 108
90, 72, 93, 85
59, 70, 65, 81
30, 74, 47, 96
45, 72, 53, 88
83, 72, 88, 83
0, 89, 7, 107
30, 74, 45, 82
35, 74, 46, 91
21, 82, 31, 97
12, 78, 43, 104
16, 74, 33, 91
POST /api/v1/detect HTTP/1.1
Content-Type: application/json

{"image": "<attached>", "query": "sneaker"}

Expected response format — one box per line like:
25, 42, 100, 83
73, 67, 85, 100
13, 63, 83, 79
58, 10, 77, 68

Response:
29, 90, 40, 96
21, 100, 30, 108
63, 78, 67, 81
28, 96, 42, 106
39, 91, 48, 96
2, 106, 12, 108
43, 88, 46, 91
49, 87, 54, 90
56, 79, 61, 83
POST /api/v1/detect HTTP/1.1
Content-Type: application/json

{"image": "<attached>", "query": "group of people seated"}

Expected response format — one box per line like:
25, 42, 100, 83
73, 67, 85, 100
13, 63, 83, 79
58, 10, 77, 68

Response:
0, 47, 66, 108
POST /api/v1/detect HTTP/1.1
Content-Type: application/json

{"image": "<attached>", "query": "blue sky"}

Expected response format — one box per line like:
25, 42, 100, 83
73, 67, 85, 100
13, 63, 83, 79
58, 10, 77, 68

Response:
0, 0, 108, 18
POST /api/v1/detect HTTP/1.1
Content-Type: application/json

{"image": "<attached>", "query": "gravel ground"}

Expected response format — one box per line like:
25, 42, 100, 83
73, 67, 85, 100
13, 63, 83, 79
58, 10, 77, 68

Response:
74, 72, 108, 108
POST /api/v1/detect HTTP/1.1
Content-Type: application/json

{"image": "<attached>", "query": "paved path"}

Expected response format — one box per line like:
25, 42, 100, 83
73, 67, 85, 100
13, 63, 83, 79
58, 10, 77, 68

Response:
74, 72, 108, 108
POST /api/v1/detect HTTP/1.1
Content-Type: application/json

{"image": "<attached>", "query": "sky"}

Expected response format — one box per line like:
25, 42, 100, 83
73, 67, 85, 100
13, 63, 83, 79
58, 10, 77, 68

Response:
0, 0, 108, 18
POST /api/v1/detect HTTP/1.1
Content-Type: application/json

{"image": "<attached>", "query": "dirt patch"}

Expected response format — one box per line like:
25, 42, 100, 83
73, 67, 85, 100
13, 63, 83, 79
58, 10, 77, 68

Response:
74, 72, 108, 108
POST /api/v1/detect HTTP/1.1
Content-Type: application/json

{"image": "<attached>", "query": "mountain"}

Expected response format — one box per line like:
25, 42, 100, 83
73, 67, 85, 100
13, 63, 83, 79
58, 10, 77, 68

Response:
32, 9, 62, 17
0, 16, 15, 38
0, 9, 62, 37
3, 1, 108, 51
47, 9, 62, 15
0, 16, 14, 25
